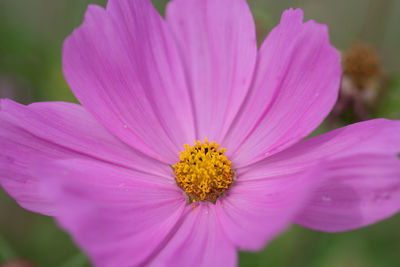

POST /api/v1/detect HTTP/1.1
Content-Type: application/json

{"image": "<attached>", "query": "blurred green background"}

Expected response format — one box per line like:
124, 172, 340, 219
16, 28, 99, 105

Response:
0, 0, 399, 266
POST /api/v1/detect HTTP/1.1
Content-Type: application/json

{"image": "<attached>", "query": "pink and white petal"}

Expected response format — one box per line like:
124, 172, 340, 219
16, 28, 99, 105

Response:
149, 204, 237, 267
242, 119, 400, 232
0, 99, 170, 215
216, 165, 322, 251
223, 9, 341, 167
166, 0, 257, 142
36, 159, 186, 267
63, 0, 195, 163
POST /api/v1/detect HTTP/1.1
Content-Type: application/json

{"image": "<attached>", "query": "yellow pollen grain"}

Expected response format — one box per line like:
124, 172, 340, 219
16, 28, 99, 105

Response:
173, 138, 233, 204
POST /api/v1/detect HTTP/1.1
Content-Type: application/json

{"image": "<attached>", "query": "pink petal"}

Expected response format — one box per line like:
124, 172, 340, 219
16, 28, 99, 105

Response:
36, 158, 186, 267
223, 9, 341, 167
245, 119, 400, 232
0, 99, 170, 215
296, 154, 400, 232
149, 203, 237, 267
166, 0, 257, 142
63, 0, 195, 163
216, 164, 322, 251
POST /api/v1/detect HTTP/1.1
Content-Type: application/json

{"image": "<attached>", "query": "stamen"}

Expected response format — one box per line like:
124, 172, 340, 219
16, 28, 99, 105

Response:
173, 138, 234, 204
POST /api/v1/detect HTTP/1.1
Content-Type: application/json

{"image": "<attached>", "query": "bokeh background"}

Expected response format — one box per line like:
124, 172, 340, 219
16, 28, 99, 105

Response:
1, 0, 399, 266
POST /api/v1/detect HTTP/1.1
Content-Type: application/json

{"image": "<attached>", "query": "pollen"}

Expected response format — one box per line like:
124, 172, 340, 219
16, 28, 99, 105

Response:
173, 138, 234, 204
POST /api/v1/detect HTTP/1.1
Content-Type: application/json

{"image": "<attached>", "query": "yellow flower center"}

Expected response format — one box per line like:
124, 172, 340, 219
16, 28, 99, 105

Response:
173, 138, 234, 204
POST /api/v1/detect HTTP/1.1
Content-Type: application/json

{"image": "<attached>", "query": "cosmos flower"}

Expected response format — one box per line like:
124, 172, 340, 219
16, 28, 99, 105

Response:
1, 0, 399, 266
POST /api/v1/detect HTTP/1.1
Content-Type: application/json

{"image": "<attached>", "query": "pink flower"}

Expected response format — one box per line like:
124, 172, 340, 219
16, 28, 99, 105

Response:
1, 0, 399, 266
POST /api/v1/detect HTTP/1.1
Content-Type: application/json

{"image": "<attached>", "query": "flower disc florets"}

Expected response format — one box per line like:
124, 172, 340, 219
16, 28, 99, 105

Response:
173, 138, 234, 204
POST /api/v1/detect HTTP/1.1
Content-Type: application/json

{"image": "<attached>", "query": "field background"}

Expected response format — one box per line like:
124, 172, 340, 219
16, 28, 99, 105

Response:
1, 0, 399, 266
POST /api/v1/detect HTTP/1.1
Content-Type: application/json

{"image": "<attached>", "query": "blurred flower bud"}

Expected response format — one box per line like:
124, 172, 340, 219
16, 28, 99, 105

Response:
330, 42, 385, 123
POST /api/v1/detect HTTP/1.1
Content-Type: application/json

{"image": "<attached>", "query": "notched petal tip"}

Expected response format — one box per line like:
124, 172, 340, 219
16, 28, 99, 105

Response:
62, 4, 106, 69
67, 4, 106, 37
280, 8, 336, 55
281, 8, 304, 23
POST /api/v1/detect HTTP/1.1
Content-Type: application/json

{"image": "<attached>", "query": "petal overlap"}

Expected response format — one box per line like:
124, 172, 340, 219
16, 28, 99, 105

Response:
166, 0, 257, 142
216, 164, 322, 250
36, 158, 185, 267
149, 204, 237, 267
0, 99, 170, 215
242, 119, 400, 232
